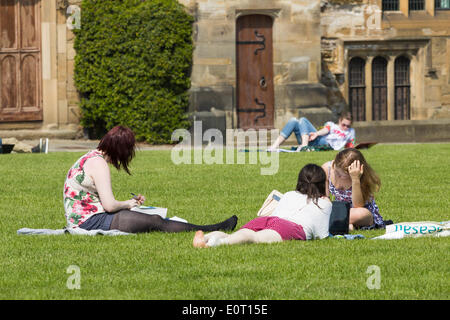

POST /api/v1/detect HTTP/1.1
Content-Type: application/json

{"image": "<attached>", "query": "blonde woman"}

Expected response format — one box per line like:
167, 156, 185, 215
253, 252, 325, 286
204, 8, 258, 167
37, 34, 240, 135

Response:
322, 148, 384, 230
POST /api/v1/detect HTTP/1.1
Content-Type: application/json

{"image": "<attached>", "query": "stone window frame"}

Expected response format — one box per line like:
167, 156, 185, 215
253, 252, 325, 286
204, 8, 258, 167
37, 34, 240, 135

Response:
371, 55, 389, 121
394, 55, 412, 120
348, 57, 367, 122
409, 0, 425, 11
435, 0, 450, 10
380, 0, 442, 15
382, 0, 400, 11
343, 39, 429, 121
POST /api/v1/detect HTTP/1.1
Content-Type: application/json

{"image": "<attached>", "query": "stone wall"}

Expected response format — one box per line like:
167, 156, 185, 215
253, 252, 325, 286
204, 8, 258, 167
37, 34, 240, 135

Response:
179, 0, 332, 132
62, 0, 82, 128
3, 0, 449, 141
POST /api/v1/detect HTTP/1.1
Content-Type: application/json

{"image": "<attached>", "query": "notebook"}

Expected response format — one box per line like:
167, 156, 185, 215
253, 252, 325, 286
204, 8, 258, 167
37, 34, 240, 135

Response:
131, 206, 167, 219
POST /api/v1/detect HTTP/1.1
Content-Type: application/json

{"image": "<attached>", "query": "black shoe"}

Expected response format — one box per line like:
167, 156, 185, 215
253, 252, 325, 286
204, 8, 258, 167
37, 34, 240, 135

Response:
224, 215, 238, 231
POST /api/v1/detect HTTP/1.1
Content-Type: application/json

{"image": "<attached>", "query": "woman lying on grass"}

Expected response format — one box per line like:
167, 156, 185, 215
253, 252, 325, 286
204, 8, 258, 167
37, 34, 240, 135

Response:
193, 164, 331, 248
63, 125, 237, 233
322, 148, 384, 231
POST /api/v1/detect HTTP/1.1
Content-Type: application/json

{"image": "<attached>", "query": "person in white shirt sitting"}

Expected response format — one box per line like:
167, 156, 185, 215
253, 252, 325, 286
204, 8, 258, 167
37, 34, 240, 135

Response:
268, 112, 355, 151
192, 164, 332, 248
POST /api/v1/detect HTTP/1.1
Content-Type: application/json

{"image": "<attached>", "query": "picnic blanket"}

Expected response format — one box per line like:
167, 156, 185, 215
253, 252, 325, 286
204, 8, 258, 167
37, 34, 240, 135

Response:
17, 227, 132, 236
329, 234, 365, 240
17, 215, 188, 236
372, 221, 450, 240
328, 221, 450, 240
240, 145, 333, 153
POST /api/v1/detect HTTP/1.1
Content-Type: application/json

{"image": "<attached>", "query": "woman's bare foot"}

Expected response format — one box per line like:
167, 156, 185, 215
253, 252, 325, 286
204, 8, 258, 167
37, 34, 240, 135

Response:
193, 230, 208, 248
296, 145, 308, 152
268, 136, 286, 151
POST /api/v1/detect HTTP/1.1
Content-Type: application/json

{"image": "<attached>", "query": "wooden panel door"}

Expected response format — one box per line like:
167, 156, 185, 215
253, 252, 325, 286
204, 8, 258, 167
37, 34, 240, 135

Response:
372, 56, 387, 121
236, 15, 274, 129
0, 0, 42, 122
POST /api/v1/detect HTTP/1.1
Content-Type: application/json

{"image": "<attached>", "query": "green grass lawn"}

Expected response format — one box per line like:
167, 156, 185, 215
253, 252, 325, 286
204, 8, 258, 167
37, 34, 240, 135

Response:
0, 143, 449, 300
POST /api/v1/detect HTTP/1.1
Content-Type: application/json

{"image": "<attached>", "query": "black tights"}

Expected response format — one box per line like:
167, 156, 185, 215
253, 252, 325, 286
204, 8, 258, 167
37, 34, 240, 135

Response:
110, 210, 238, 234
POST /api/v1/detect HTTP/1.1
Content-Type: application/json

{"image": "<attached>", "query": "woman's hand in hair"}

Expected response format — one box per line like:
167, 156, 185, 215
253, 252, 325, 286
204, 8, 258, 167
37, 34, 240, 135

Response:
348, 160, 365, 208
348, 160, 364, 181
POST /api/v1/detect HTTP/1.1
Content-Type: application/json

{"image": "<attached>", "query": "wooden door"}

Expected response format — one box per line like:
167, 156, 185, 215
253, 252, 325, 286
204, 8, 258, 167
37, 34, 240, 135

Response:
394, 56, 410, 120
0, 0, 42, 122
348, 57, 366, 121
236, 15, 274, 129
372, 56, 387, 121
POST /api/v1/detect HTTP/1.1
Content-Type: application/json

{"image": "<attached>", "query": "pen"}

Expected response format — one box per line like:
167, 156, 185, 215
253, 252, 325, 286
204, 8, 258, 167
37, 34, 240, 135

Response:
131, 193, 138, 199
131, 193, 146, 205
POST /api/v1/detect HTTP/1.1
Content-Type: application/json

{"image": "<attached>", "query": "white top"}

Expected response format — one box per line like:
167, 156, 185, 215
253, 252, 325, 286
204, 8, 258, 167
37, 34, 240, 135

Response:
271, 191, 332, 240
324, 121, 356, 150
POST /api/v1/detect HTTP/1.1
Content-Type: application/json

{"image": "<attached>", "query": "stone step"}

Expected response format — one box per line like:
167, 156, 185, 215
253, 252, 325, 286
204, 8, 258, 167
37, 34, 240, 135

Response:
0, 128, 80, 140
1, 119, 449, 151
352, 119, 450, 143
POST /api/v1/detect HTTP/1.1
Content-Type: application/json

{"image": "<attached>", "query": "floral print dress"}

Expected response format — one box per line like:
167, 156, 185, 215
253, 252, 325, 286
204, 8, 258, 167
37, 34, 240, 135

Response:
327, 161, 385, 229
63, 150, 105, 228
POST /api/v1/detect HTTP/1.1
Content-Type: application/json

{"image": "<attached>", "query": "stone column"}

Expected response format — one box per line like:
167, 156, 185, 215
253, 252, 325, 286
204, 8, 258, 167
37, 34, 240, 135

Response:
365, 56, 373, 121
57, 6, 68, 126
387, 55, 395, 120
41, 0, 59, 129
65, 1, 82, 127
399, 0, 409, 17
426, 0, 435, 17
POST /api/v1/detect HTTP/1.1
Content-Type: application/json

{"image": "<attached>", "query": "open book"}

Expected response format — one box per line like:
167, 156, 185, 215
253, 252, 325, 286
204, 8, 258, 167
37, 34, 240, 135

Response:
131, 206, 168, 219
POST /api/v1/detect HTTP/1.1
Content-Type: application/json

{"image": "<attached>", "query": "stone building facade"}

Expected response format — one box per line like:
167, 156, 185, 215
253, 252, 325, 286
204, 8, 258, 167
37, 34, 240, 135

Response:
181, 0, 450, 139
1, 0, 449, 141
321, 0, 450, 122
180, 0, 328, 134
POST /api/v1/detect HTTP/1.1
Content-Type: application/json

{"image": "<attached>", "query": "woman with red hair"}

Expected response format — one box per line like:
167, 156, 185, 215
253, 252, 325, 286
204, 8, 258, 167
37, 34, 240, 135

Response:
63, 126, 237, 233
